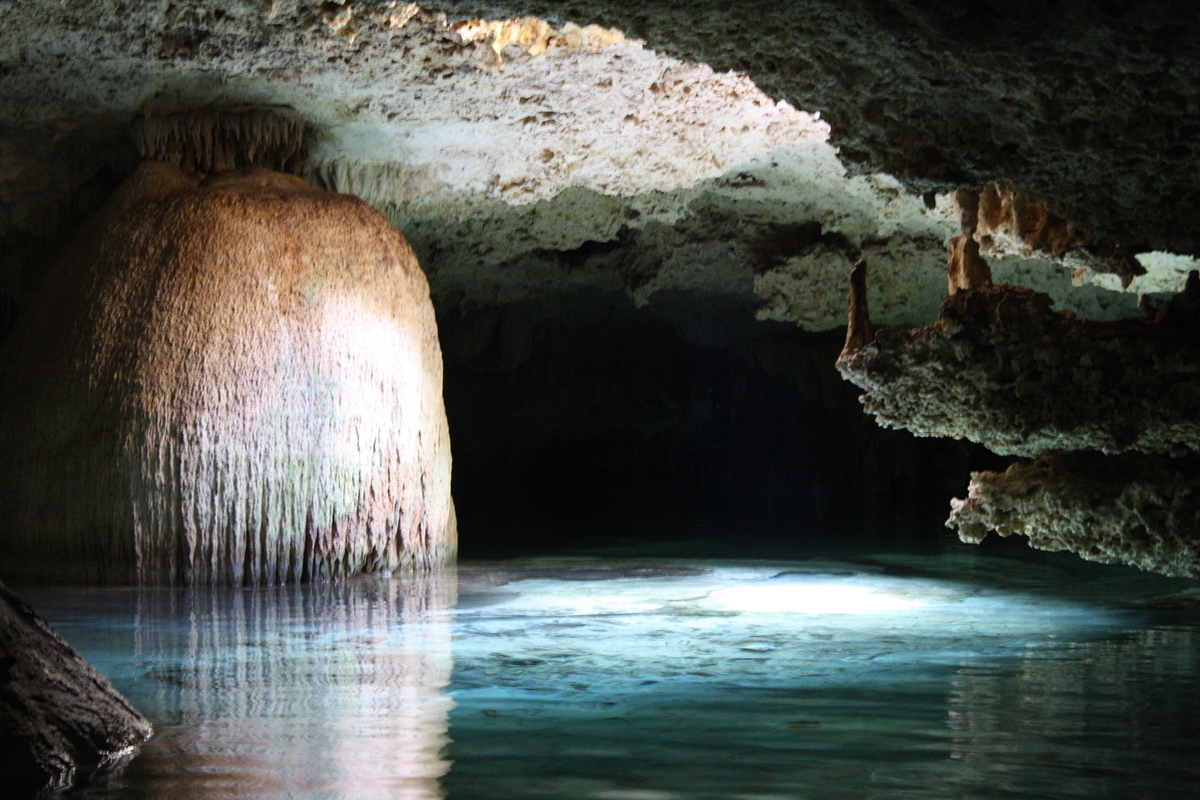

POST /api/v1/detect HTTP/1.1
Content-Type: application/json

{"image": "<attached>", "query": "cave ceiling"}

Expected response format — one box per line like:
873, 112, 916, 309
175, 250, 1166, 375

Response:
3, 0, 1199, 333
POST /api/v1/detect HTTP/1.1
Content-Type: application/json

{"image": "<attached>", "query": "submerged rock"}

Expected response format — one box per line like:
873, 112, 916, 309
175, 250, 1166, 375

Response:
0, 580, 152, 794
0, 162, 455, 585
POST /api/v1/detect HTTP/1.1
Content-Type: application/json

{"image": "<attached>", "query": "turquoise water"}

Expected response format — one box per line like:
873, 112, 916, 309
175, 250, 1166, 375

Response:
23, 546, 1200, 799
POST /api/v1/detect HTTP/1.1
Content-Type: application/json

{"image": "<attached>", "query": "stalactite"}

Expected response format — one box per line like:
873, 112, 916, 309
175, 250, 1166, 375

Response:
0, 162, 454, 585
836, 277, 1200, 458
956, 183, 1144, 287
131, 108, 311, 175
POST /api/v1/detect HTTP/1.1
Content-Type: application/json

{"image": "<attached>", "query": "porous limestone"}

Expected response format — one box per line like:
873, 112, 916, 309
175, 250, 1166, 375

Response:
835, 267, 1200, 458
1, 2, 1181, 339
0, 162, 455, 585
948, 453, 1200, 578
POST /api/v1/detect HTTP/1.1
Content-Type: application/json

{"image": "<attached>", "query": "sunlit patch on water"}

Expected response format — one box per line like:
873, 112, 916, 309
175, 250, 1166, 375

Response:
20, 549, 1200, 799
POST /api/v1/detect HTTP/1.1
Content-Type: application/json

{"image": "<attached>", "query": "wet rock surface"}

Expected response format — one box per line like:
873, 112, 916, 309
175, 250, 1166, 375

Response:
0, 580, 151, 795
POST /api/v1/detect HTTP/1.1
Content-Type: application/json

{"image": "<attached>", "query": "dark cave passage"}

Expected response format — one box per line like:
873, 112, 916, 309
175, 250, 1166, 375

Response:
438, 293, 999, 557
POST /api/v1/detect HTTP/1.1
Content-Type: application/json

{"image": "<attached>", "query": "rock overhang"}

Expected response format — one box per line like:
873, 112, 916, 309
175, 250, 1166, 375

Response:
3, 0, 1198, 334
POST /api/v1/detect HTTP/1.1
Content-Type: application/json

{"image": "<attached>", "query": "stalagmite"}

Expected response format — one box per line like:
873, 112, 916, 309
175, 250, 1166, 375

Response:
948, 453, 1200, 577
0, 161, 455, 585
841, 258, 874, 353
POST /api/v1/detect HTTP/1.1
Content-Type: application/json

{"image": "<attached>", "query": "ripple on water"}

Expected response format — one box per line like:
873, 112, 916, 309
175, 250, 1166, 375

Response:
17, 550, 1200, 800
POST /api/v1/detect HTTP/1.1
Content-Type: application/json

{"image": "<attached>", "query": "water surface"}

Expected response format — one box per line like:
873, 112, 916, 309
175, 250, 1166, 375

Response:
25, 546, 1200, 799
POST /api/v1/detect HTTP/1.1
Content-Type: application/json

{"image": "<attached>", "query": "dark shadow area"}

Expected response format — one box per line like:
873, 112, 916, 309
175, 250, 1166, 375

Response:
439, 292, 1007, 558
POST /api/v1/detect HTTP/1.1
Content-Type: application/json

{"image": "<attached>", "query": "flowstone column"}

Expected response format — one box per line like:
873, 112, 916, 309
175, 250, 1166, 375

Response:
0, 162, 455, 584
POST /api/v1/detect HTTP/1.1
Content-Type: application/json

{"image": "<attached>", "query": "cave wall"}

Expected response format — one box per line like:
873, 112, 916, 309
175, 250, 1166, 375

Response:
2, 1, 1198, 569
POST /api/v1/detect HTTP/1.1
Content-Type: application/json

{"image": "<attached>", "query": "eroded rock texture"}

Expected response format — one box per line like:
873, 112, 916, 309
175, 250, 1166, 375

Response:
2, 1, 1188, 343
949, 453, 1200, 577
836, 271, 1200, 458
956, 184, 1143, 287
0, 162, 454, 585
0, 580, 152, 794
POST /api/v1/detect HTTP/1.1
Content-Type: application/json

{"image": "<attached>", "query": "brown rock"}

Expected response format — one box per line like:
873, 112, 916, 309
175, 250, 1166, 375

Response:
946, 234, 992, 295
0, 162, 455, 585
840, 258, 874, 355
959, 184, 1144, 287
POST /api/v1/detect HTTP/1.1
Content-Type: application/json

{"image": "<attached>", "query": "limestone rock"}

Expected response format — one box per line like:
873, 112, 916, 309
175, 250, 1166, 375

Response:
958, 184, 1144, 287
0, 580, 152, 794
946, 234, 991, 295
0, 162, 455, 585
2, 4, 1181, 341
947, 453, 1200, 577
131, 107, 312, 175
836, 272, 1200, 458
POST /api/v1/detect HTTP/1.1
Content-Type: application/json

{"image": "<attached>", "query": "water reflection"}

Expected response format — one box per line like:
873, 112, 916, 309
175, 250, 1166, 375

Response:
27, 554, 1199, 800
90, 570, 456, 799
868, 624, 1200, 799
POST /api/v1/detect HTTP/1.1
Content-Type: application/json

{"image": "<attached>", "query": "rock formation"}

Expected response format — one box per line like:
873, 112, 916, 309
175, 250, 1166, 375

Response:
837, 239, 1200, 573
3, 2, 1200, 576
0, 580, 152, 793
131, 107, 312, 175
949, 453, 1200, 578
955, 184, 1143, 288
836, 268, 1200, 458
0, 162, 455, 585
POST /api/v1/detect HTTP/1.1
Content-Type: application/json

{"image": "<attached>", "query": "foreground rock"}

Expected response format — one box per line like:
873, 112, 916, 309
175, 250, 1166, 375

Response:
0, 162, 455, 584
0, 580, 152, 794
948, 453, 1200, 578
836, 265, 1200, 458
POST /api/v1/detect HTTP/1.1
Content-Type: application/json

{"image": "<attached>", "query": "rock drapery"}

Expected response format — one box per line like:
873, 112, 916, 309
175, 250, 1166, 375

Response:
131, 107, 312, 175
0, 162, 455, 585
0, 580, 152, 793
